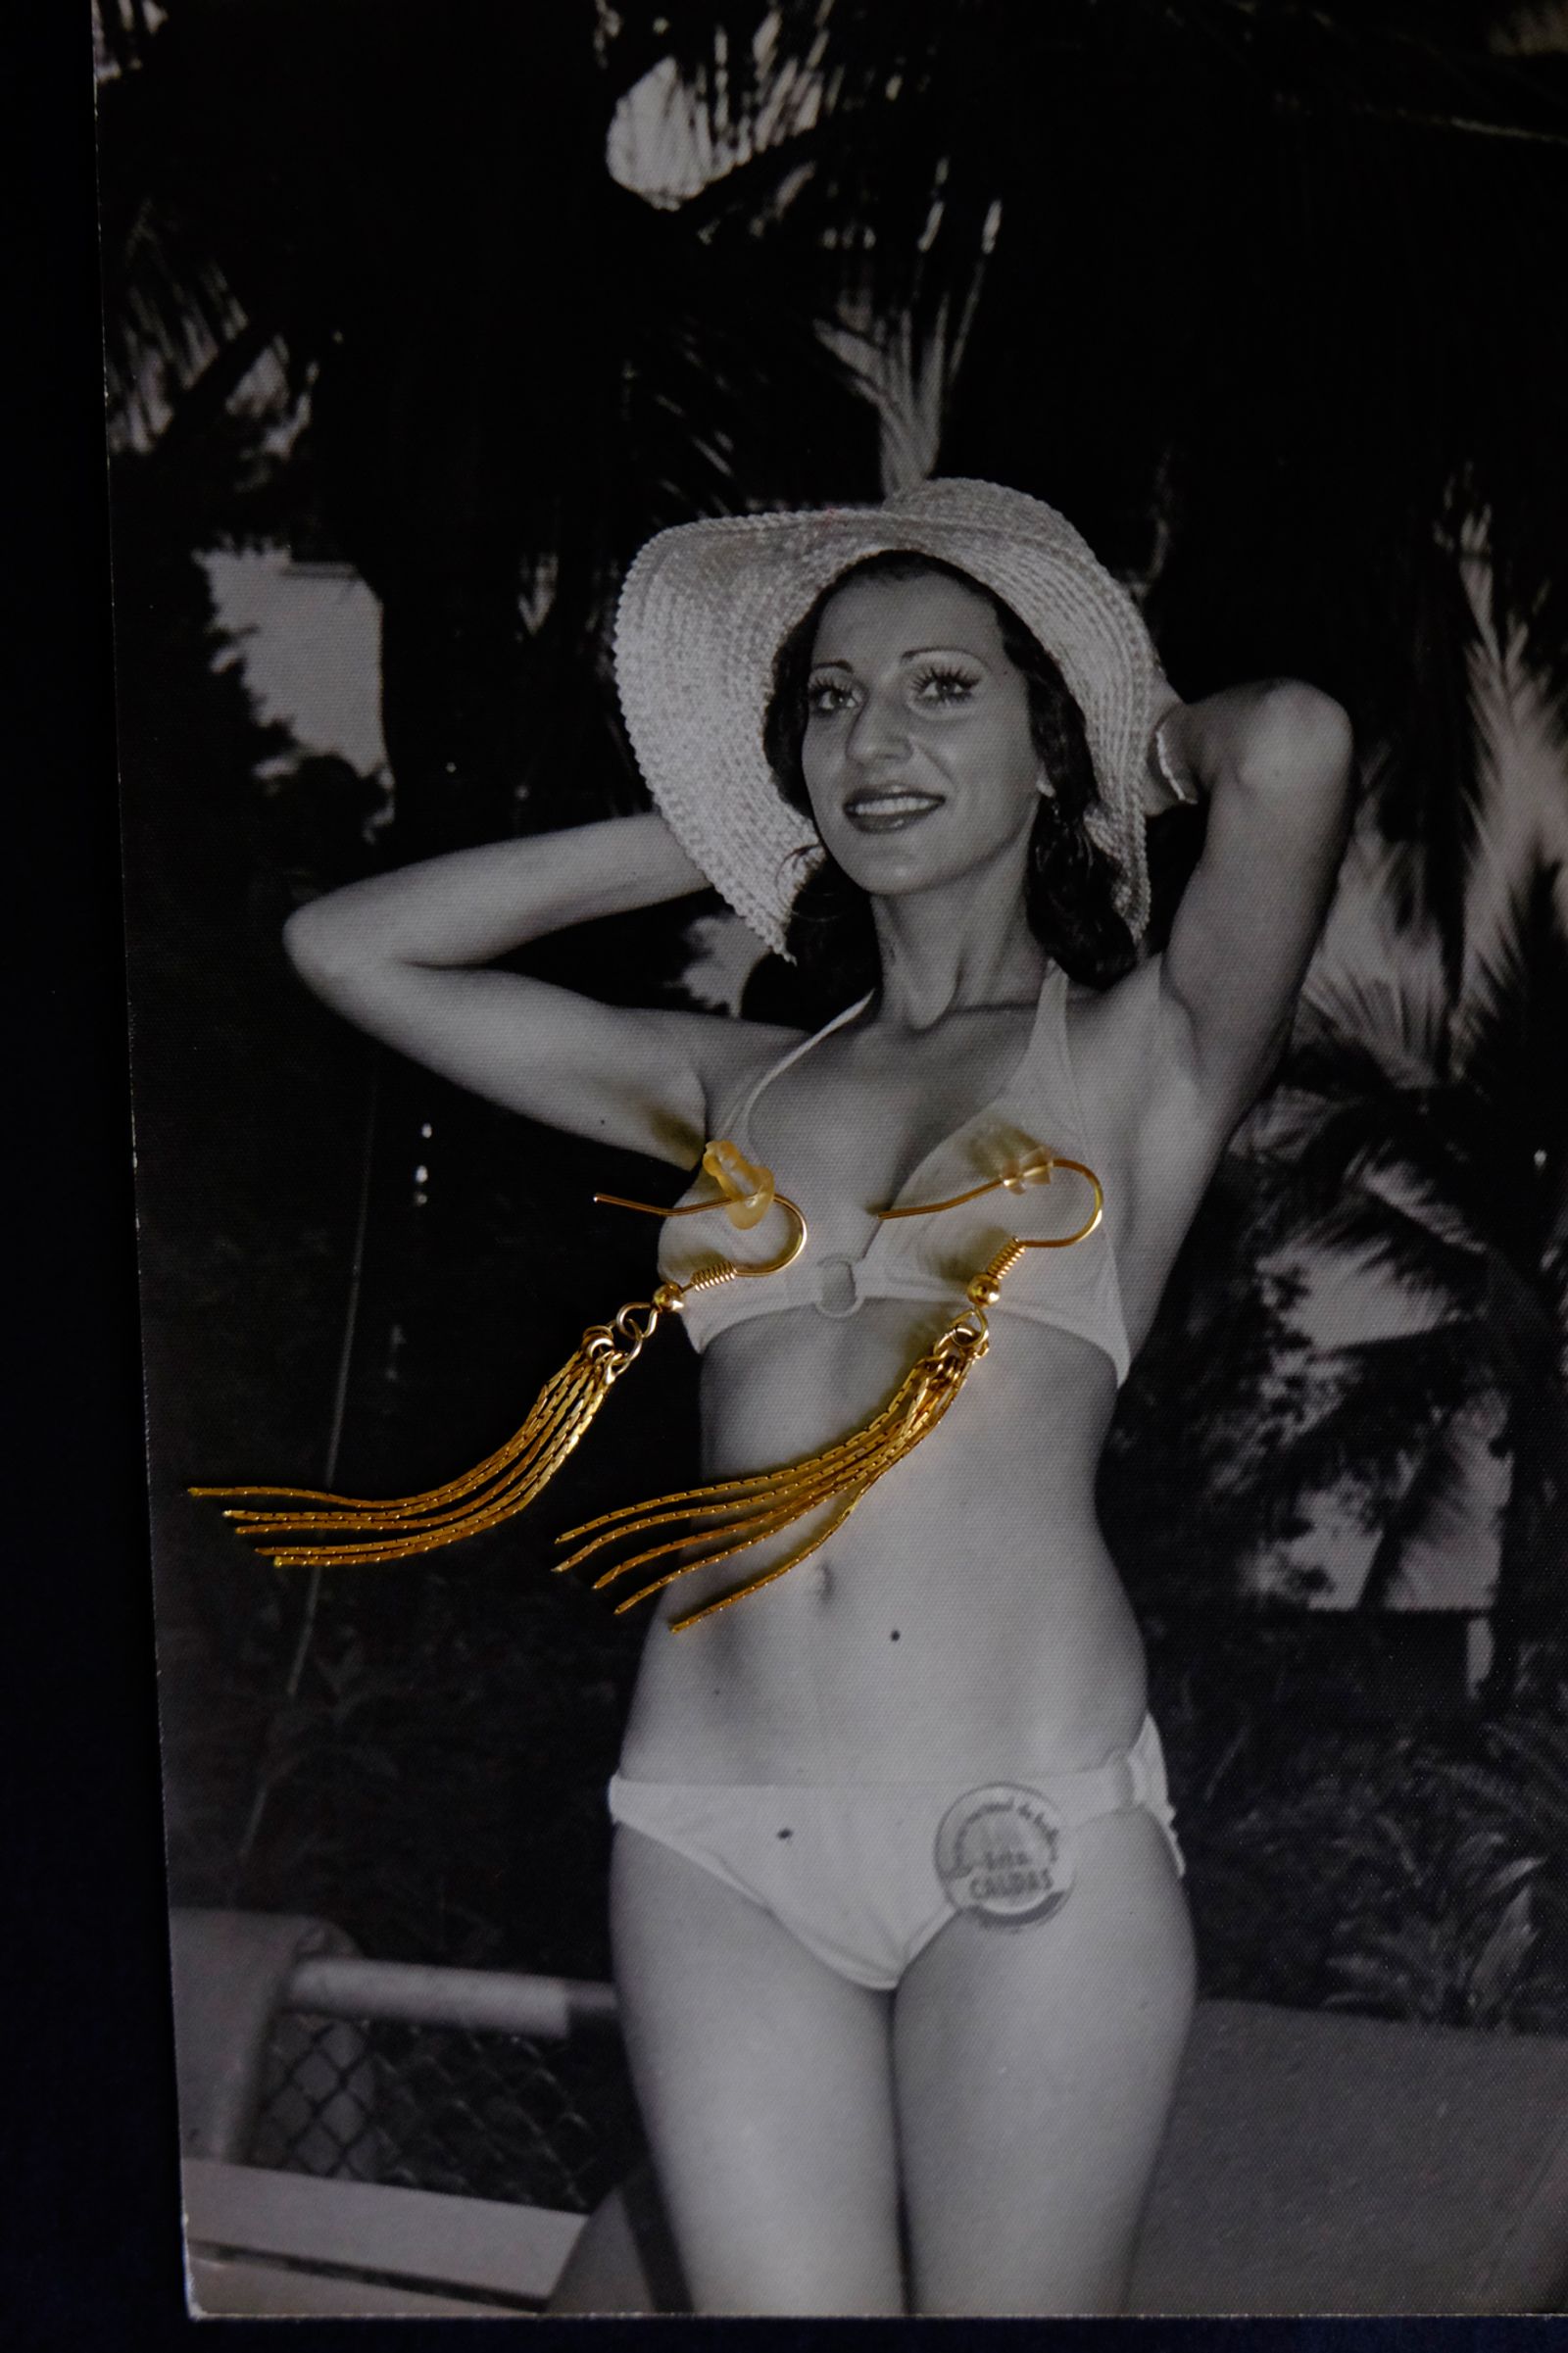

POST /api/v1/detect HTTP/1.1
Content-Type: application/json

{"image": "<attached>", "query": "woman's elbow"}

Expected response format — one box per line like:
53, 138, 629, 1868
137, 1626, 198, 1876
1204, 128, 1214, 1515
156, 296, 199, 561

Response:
283, 895, 370, 998
1238, 681, 1354, 798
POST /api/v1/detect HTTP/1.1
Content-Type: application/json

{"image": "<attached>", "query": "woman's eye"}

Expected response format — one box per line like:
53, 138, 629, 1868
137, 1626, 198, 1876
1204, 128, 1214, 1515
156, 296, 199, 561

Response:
807, 677, 857, 716
912, 664, 980, 706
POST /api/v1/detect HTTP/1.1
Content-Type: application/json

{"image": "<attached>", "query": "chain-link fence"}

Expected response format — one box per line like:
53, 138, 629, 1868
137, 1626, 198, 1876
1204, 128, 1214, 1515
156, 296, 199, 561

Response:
250, 2001, 642, 2215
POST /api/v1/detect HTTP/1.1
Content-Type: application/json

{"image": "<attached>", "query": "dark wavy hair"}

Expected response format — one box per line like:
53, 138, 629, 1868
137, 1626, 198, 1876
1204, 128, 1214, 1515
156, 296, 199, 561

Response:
761, 552, 1138, 1005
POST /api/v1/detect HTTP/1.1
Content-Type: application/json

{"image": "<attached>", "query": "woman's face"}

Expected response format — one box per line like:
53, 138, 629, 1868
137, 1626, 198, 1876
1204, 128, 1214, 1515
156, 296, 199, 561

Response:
799, 568, 1042, 903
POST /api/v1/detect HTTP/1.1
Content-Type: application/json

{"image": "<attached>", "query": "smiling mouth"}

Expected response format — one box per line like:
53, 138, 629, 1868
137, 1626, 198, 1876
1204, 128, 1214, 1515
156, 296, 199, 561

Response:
844, 789, 945, 834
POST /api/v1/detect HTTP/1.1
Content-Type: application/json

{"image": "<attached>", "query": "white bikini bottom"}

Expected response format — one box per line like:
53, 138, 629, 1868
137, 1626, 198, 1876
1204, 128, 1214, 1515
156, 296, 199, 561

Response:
608, 1715, 1182, 1993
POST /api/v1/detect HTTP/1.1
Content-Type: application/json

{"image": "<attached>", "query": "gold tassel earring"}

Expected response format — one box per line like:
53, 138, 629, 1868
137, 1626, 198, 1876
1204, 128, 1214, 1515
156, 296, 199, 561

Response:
190, 1142, 806, 1568
555, 1152, 1103, 1633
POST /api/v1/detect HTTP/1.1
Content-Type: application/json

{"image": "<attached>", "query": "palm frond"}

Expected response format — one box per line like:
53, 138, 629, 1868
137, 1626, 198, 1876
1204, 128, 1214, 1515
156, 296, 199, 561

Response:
1461, 860, 1568, 1129
1310, 1175, 1490, 1305
1296, 959, 1452, 1095
1269, 1074, 1480, 1244
97, 0, 1568, 954
1356, 1398, 1488, 1607
94, 0, 166, 79
97, 153, 255, 451
1270, 1324, 1477, 1515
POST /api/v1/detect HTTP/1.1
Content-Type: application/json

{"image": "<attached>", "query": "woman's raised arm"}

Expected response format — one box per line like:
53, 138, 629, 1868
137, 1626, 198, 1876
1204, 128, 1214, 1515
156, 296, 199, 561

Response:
283, 811, 784, 1166
1152, 681, 1354, 1123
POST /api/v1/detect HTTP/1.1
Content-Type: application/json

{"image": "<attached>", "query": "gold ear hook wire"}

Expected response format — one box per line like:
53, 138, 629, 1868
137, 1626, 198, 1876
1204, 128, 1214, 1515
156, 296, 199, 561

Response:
592, 1187, 808, 1286
595, 1135, 784, 1234
873, 1151, 1103, 1247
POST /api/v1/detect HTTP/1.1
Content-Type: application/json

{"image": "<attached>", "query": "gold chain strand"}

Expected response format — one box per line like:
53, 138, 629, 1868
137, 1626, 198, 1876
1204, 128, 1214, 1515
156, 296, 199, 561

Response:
226, 1358, 622, 1567
556, 1326, 974, 1551
577, 1344, 970, 1602
666, 1366, 971, 1632
555, 1371, 947, 1571
652, 1359, 973, 1632
554, 1378, 923, 1566
559, 1317, 979, 1575
215, 1355, 611, 1541
663, 1493, 869, 1631
666, 1502, 866, 1631
253, 1371, 613, 1565
221, 1344, 619, 1535
192, 1327, 632, 1523
589, 1426, 905, 1597
192, 1372, 600, 1517
556, 1319, 985, 1624
214, 1340, 623, 1536
615, 1372, 968, 1631
190, 1144, 807, 1570
584, 1348, 965, 1574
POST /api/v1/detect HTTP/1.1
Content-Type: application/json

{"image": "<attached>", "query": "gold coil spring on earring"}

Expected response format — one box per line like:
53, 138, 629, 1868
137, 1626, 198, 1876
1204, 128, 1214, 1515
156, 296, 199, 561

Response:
679, 1257, 749, 1298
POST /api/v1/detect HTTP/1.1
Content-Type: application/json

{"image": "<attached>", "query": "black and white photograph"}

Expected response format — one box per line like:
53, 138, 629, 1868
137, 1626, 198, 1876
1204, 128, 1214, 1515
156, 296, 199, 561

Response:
96, 0, 1568, 2318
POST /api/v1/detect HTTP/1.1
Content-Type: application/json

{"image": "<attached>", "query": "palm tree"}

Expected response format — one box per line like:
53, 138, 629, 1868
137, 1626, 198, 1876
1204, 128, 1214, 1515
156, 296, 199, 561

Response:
1263, 860, 1568, 1695
1099, 1152, 1326, 1615
96, 0, 876, 849
99, 0, 1568, 927
94, 0, 880, 1611
652, 0, 1568, 979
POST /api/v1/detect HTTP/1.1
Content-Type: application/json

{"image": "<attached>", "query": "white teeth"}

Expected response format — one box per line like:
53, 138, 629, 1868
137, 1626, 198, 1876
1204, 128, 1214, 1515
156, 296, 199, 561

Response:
850, 794, 940, 815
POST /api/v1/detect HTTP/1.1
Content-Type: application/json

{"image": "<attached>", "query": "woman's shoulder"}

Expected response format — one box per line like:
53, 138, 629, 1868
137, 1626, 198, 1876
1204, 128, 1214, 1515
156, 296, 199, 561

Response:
680, 1008, 809, 1131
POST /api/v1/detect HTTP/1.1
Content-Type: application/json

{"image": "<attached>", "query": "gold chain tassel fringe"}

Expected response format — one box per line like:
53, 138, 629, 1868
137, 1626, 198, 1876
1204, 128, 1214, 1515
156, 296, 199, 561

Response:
554, 1176, 1104, 1633
557, 1310, 990, 1632
188, 1141, 808, 1572
189, 1299, 673, 1568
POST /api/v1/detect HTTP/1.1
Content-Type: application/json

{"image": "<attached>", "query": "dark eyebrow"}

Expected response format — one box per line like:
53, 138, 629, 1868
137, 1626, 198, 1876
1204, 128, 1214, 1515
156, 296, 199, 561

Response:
808, 645, 991, 670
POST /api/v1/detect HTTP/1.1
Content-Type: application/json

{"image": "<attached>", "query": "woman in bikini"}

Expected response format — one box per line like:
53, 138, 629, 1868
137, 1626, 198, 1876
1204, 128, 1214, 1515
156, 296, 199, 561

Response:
276, 480, 1353, 2313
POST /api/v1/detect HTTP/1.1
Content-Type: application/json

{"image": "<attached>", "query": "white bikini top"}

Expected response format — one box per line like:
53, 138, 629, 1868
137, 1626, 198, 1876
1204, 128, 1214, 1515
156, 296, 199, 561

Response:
657, 965, 1136, 1383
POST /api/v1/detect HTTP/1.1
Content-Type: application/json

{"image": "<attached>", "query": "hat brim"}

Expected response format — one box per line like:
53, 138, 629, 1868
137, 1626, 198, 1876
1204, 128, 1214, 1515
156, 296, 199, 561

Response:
614, 478, 1159, 957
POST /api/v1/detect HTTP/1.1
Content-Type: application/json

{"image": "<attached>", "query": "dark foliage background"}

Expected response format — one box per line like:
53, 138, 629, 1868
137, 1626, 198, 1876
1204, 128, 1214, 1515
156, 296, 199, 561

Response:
96, 0, 1568, 2025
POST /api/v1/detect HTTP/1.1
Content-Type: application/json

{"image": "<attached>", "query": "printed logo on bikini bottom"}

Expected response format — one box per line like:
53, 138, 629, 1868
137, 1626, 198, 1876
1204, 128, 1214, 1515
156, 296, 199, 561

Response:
934, 1785, 1075, 1927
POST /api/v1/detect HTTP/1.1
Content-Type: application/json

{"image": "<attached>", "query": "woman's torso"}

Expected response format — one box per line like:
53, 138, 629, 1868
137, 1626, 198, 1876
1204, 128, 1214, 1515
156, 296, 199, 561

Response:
617, 956, 1227, 1787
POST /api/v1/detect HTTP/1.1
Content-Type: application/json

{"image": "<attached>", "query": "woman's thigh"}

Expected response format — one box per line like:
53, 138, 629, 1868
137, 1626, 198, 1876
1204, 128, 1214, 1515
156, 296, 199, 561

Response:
610, 1824, 905, 2315
893, 1806, 1196, 2316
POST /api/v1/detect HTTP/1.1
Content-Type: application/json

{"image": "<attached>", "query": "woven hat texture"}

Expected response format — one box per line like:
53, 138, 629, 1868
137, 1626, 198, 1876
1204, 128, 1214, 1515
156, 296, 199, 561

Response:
614, 477, 1160, 956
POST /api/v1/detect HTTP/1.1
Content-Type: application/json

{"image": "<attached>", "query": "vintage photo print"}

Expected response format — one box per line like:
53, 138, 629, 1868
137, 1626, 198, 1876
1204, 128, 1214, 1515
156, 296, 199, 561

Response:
96, 0, 1568, 2318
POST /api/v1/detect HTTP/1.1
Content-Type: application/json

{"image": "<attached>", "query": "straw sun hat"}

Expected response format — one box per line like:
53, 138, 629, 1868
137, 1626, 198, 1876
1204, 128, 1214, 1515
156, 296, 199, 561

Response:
613, 476, 1164, 957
